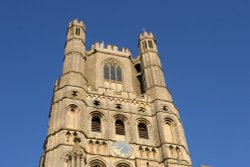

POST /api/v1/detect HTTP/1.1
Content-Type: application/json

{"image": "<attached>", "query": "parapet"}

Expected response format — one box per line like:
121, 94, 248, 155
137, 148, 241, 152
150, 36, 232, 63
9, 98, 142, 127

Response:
88, 41, 131, 57
68, 19, 86, 30
138, 32, 155, 40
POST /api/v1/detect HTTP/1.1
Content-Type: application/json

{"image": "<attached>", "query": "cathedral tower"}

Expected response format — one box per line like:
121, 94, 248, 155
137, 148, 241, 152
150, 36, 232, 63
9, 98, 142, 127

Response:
39, 19, 192, 167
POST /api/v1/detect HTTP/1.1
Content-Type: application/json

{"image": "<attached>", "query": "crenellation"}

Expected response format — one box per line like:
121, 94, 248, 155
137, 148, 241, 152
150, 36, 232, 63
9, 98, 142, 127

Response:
69, 19, 86, 30
90, 41, 131, 57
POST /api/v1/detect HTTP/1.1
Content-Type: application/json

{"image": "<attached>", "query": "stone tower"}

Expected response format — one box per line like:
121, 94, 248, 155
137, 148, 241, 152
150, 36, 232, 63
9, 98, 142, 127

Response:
39, 19, 192, 167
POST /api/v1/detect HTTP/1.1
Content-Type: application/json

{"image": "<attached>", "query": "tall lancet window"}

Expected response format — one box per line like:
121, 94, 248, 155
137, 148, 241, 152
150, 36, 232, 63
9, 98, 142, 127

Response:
103, 62, 122, 82
117, 66, 122, 81
104, 64, 110, 80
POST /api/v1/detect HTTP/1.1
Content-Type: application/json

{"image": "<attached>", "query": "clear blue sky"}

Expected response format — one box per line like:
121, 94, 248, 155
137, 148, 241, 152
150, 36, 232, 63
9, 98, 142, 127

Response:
0, 0, 249, 166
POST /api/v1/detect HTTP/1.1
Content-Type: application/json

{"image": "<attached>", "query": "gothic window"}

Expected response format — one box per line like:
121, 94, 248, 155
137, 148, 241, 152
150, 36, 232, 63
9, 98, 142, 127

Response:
138, 123, 149, 139
111, 65, 116, 80
103, 62, 122, 82
148, 40, 153, 48
76, 28, 80, 36
117, 66, 122, 81
91, 116, 101, 132
104, 64, 110, 80
115, 120, 125, 135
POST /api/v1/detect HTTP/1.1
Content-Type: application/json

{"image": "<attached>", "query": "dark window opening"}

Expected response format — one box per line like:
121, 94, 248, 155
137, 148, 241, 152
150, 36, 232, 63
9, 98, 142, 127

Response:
111, 65, 116, 80
138, 123, 149, 139
91, 117, 101, 132
76, 28, 80, 36
137, 74, 145, 94
104, 64, 110, 80
117, 66, 122, 81
148, 40, 153, 48
115, 120, 125, 135
135, 64, 141, 73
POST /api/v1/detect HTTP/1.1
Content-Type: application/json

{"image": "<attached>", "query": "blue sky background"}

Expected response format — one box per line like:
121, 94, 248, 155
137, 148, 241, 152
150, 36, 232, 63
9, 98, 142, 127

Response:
0, 0, 249, 166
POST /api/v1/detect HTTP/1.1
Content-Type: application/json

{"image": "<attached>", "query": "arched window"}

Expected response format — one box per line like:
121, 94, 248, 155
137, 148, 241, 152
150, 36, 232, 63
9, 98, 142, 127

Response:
138, 123, 149, 139
115, 120, 125, 135
91, 116, 101, 132
89, 160, 106, 167
116, 163, 130, 167
103, 62, 122, 82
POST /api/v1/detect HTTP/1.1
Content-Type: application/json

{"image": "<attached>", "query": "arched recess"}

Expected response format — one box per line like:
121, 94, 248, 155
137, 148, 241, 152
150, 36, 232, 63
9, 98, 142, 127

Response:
114, 160, 132, 167
176, 146, 182, 160
89, 159, 106, 167
66, 104, 80, 129
163, 118, 175, 143
116, 163, 130, 167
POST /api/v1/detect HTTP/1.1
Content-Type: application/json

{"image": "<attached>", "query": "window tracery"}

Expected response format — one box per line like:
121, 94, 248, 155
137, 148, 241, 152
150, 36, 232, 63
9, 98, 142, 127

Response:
103, 62, 122, 82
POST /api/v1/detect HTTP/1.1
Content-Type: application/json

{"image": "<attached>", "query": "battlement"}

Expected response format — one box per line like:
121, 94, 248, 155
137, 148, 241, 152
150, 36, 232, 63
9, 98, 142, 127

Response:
68, 19, 86, 30
139, 32, 155, 40
88, 42, 131, 57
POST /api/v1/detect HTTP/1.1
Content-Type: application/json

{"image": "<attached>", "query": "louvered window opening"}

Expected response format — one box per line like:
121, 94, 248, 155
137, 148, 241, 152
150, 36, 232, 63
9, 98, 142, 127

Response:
115, 120, 125, 135
92, 117, 101, 132
138, 123, 149, 139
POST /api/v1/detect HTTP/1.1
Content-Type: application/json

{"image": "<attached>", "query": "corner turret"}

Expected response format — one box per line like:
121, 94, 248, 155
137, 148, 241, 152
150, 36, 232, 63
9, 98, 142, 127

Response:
138, 32, 158, 54
65, 19, 86, 55
138, 32, 172, 101
60, 19, 88, 87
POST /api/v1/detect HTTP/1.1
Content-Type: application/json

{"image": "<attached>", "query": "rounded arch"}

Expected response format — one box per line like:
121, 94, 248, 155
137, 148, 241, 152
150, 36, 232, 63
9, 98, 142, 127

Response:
136, 118, 152, 128
163, 117, 176, 126
114, 160, 132, 167
89, 158, 107, 167
113, 114, 129, 123
67, 104, 80, 112
89, 111, 106, 120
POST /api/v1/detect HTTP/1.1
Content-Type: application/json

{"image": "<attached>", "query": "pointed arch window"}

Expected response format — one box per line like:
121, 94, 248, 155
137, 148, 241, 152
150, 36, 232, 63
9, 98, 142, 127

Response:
117, 66, 122, 81
138, 123, 149, 139
115, 120, 125, 135
103, 62, 122, 82
104, 64, 110, 80
91, 116, 101, 132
